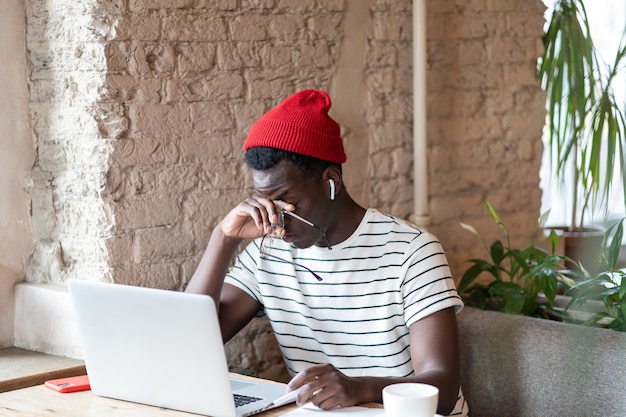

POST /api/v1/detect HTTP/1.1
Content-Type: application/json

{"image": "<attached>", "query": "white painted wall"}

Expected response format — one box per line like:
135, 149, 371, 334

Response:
0, 0, 35, 348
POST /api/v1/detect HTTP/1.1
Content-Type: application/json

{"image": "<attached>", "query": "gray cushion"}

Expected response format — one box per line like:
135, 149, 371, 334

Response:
458, 307, 626, 417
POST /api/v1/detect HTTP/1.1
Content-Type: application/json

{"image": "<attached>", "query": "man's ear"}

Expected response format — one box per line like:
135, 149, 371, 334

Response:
323, 166, 342, 200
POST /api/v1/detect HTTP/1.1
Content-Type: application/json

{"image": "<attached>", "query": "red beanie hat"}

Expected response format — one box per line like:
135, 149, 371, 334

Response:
243, 90, 347, 164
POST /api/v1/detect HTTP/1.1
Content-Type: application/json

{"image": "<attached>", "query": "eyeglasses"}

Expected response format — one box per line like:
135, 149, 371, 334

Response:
269, 210, 332, 250
258, 210, 331, 282
259, 234, 323, 281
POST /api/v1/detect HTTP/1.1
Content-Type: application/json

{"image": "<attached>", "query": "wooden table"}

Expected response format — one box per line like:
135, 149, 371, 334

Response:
0, 383, 296, 417
0, 374, 382, 417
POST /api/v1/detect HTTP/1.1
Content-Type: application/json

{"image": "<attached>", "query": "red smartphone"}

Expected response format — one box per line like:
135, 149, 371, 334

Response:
44, 375, 90, 393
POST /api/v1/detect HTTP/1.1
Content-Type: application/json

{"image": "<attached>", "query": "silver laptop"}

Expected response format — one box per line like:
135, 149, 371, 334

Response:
68, 279, 295, 417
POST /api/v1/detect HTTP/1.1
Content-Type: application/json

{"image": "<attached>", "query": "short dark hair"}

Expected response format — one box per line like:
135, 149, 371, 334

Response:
244, 147, 341, 180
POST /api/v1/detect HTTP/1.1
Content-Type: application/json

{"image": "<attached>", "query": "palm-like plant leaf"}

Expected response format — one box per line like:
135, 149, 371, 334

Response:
538, 0, 626, 230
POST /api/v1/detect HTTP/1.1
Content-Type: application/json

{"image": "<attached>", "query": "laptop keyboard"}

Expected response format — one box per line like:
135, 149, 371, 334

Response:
234, 393, 263, 407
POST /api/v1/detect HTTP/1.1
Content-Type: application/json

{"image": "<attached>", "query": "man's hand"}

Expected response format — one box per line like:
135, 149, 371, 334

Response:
284, 308, 461, 414
219, 198, 294, 240
287, 364, 369, 410
185, 196, 291, 321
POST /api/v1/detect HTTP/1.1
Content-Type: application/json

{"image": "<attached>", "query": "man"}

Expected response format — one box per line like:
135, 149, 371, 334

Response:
186, 90, 469, 416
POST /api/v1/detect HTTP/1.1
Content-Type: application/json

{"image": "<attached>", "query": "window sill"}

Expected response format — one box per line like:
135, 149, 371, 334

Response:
0, 347, 85, 393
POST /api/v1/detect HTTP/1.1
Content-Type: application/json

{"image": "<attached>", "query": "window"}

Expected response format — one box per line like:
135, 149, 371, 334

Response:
540, 0, 626, 233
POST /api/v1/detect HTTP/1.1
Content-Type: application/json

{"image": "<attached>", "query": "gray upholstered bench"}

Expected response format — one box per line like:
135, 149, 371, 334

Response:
457, 307, 626, 417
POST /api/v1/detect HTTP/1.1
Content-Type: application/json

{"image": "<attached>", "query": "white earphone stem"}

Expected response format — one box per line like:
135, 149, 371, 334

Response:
329, 179, 335, 200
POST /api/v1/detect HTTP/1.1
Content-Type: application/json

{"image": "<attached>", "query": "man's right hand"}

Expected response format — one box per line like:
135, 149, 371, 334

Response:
219, 198, 295, 240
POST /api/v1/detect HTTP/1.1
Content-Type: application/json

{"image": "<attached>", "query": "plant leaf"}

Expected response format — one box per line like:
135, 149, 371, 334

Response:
489, 240, 506, 265
458, 261, 493, 294
459, 222, 479, 237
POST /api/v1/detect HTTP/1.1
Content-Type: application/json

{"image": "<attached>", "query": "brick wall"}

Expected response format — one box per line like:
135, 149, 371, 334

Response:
23, 0, 547, 378
105, 1, 351, 292
425, 0, 547, 276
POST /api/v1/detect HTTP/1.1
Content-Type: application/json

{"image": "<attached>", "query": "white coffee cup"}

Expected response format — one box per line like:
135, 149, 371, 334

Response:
382, 382, 439, 417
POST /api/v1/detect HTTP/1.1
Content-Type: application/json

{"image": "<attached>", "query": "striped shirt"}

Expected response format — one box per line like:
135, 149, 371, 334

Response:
225, 208, 468, 416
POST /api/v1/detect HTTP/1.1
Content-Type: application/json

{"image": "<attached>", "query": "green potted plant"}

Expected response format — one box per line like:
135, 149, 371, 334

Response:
537, 0, 626, 271
458, 201, 573, 318
460, 202, 626, 331
565, 218, 626, 331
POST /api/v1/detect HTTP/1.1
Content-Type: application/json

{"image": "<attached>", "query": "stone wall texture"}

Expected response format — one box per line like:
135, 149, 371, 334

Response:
22, 0, 547, 380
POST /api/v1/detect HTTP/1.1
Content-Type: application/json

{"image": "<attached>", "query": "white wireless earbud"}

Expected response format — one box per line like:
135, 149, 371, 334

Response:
329, 179, 335, 200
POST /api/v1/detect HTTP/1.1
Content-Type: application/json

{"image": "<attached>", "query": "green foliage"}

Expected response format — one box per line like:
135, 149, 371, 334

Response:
538, 0, 626, 230
566, 218, 626, 331
459, 201, 572, 318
